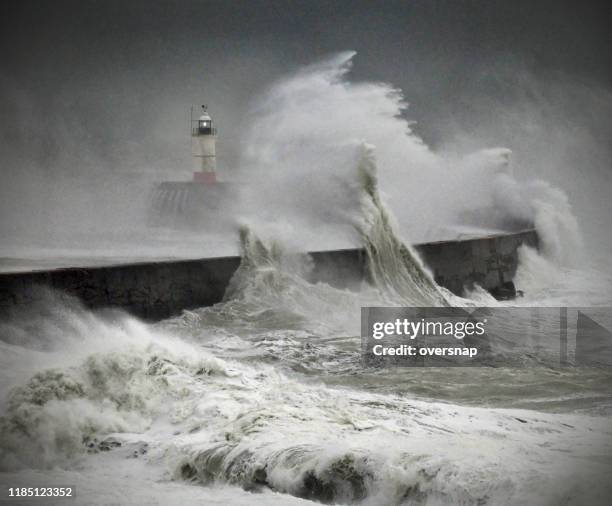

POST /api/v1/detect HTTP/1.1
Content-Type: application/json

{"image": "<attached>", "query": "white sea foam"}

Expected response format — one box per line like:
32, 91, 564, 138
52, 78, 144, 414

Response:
1, 300, 611, 504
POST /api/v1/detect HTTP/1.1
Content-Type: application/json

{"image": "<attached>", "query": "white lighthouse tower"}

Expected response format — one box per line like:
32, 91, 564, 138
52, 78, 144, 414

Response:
191, 105, 217, 184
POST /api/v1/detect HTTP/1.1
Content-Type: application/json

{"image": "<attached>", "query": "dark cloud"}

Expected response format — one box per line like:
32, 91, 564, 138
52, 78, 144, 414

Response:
0, 0, 610, 171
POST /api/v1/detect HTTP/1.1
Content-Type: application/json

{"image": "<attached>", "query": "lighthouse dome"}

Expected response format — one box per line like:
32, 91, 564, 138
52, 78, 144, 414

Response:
196, 111, 214, 135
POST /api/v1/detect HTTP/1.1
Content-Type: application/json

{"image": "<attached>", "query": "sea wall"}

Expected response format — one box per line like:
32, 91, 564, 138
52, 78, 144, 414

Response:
0, 230, 537, 321
417, 230, 538, 296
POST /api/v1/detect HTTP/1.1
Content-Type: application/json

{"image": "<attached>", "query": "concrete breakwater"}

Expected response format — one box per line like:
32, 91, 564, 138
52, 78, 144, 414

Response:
0, 230, 537, 321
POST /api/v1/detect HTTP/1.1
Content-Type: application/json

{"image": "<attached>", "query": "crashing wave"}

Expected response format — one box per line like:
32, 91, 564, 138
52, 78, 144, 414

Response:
356, 144, 452, 306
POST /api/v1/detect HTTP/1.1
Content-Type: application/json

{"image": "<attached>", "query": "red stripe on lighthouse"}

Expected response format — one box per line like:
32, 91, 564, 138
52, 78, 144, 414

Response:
193, 172, 217, 184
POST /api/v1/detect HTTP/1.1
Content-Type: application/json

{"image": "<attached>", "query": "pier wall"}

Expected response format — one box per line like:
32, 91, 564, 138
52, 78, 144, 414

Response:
0, 230, 537, 321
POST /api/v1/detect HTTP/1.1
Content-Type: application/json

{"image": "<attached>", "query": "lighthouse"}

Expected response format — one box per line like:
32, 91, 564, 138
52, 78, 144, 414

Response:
191, 105, 217, 184
149, 103, 237, 229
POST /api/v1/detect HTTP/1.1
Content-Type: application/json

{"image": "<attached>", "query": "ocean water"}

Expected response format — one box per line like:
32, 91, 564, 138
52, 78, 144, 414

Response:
1, 149, 612, 506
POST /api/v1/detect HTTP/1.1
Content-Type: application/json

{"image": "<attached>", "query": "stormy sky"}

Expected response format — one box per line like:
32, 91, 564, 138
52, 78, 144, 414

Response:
1, 0, 610, 174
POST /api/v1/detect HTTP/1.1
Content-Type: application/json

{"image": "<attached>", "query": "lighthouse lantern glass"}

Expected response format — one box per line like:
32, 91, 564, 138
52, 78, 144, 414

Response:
198, 119, 212, 134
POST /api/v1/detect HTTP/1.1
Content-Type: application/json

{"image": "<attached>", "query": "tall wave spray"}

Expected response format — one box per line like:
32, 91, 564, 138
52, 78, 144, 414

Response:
239, 52, 583, 280
226, 142, 452, 310
223, 225, 295, 303
219, 224, 371, 335
356, 144, 451, 306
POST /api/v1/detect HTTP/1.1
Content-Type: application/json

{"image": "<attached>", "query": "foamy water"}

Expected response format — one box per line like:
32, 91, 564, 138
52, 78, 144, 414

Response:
1, 240, 611, 505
